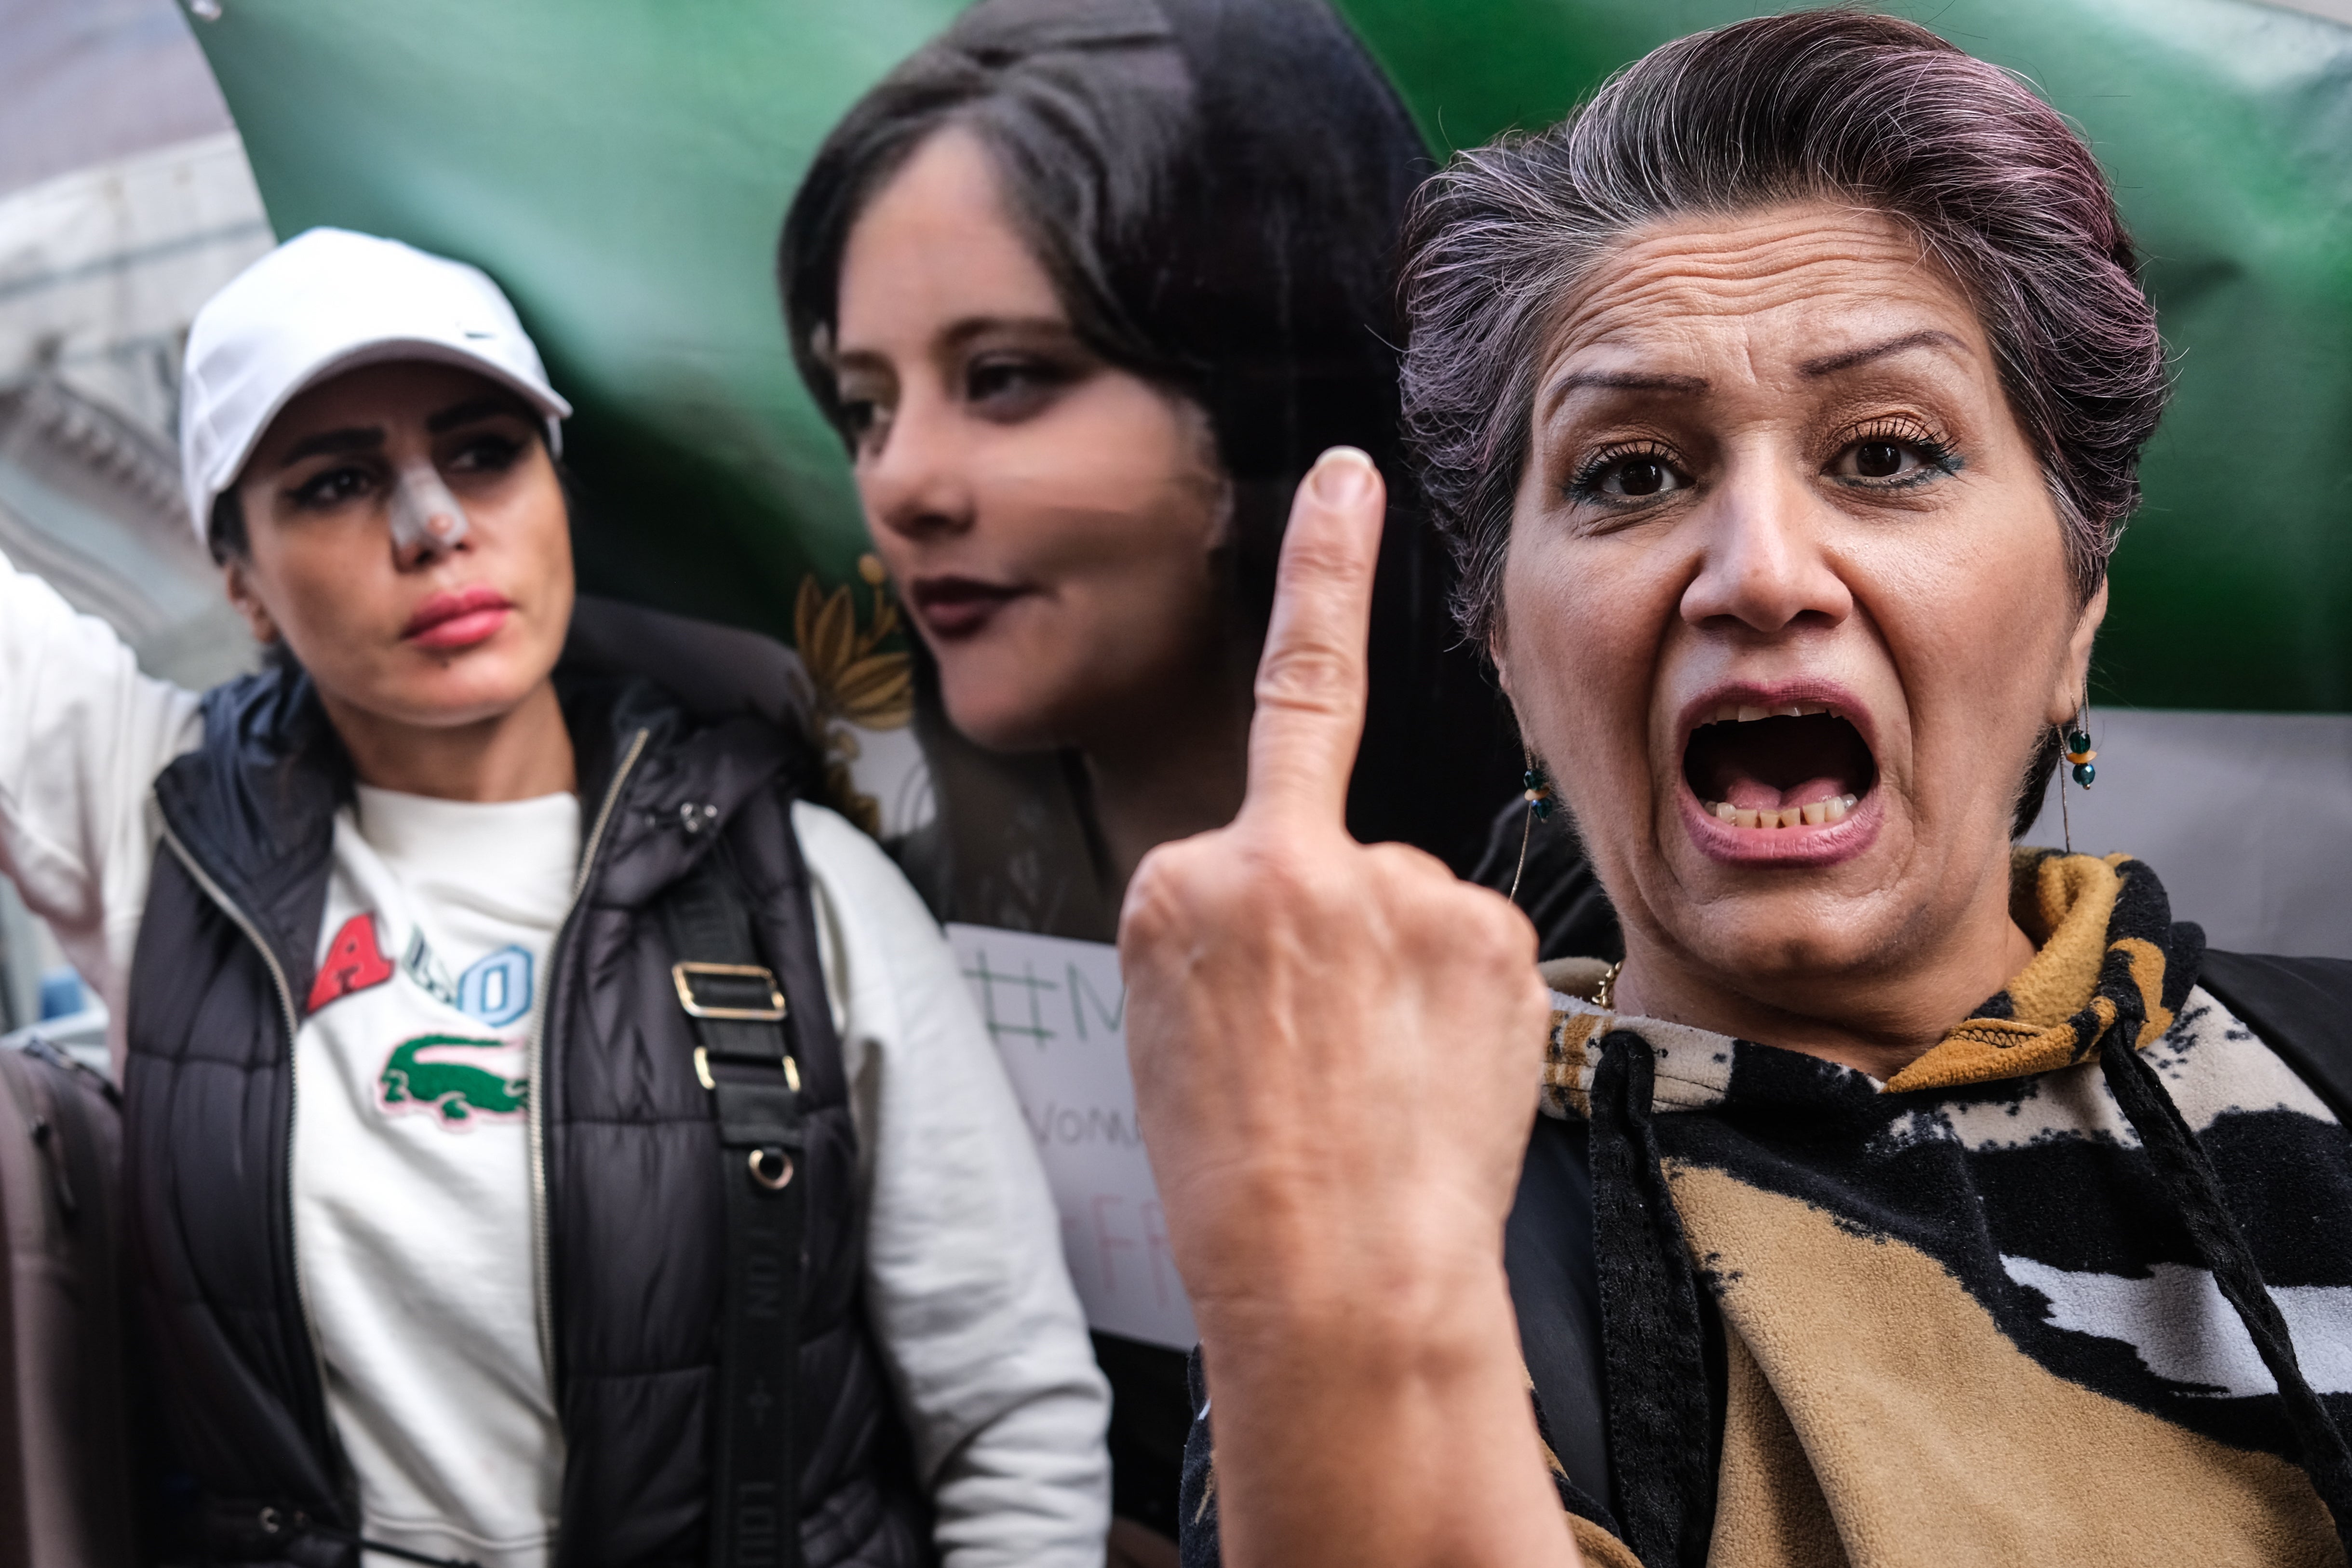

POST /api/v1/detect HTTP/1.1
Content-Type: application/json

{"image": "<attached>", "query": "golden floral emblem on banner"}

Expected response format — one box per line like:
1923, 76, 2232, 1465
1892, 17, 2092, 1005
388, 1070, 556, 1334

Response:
795, 554, 913, 836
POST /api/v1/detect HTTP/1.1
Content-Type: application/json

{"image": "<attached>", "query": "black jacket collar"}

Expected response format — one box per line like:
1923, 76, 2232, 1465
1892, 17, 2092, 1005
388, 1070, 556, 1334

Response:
152, 615, 817, 1005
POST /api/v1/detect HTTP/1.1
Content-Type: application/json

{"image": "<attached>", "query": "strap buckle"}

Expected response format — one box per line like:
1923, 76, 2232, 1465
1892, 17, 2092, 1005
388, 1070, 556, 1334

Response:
671, 961, 787, 1022
694, 1046, 802, 1095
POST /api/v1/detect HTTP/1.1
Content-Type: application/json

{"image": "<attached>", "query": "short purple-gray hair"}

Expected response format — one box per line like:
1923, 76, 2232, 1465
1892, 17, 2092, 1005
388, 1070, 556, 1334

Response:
1399, 9, 2168, 644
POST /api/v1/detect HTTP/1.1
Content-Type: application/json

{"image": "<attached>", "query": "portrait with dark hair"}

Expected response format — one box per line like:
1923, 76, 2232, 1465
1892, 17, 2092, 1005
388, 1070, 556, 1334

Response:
780, 0, 1605, 930
778, 0, 1616, 1554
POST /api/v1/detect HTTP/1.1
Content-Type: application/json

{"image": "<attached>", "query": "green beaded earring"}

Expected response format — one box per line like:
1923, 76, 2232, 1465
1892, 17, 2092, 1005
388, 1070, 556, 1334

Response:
1509, 754, 1555, 902
1523, 764, 1556, 820
2056, 702, 2095, 855
2064, 718, 2097, 790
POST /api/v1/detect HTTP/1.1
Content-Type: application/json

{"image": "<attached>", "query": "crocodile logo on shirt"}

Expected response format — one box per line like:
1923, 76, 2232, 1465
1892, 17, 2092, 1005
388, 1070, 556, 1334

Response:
378, 1034, 528, 1126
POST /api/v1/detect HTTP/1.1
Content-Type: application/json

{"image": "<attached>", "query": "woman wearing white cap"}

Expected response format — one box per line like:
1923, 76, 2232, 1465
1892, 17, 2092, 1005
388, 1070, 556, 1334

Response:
0, 228, 1108, 1568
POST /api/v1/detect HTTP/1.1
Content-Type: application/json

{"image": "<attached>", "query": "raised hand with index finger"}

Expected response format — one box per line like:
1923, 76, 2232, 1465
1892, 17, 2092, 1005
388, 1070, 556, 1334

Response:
1118, 448, 1581, 1568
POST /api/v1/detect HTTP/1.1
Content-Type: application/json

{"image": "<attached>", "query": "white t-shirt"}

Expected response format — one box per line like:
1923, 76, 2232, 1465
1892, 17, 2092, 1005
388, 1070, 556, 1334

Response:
0, 549, 1110, 1568
296, 786, 579, 1568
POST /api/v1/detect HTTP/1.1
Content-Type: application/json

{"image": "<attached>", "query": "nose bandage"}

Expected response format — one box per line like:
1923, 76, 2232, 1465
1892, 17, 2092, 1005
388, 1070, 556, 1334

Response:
388, 461, 471, 554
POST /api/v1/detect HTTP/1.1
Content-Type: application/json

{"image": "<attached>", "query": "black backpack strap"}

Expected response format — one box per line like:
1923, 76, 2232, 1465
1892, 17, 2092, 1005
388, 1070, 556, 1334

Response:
2197, 948, 2352, 1129
662, 847, 806, 1568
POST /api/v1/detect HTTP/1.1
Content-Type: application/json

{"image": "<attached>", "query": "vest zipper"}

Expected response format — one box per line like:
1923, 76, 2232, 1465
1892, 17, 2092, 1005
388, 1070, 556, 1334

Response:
155, 818, 338, 1449
529, 727, 651, 1376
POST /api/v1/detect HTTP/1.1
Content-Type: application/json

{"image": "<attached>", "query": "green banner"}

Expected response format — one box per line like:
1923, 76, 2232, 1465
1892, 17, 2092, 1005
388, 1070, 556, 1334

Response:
188, 0, 2352, 711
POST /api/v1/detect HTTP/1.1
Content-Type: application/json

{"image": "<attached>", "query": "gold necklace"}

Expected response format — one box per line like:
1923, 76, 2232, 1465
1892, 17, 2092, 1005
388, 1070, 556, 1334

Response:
1594, 960, 1624, 1012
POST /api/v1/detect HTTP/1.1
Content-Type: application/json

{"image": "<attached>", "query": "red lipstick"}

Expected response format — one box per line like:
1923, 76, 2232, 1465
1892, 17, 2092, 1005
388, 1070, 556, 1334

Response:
402, 585, 513, 650
908, 576, 1031, 639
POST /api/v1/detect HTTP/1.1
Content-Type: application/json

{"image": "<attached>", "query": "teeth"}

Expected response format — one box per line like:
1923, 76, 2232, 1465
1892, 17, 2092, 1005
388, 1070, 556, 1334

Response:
1706, 701, 1839, 725
1702, 791, 1863, 829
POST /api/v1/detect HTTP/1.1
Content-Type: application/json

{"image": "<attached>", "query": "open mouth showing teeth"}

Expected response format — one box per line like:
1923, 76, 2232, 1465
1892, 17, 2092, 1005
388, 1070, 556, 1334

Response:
1683, 703, 1876, 831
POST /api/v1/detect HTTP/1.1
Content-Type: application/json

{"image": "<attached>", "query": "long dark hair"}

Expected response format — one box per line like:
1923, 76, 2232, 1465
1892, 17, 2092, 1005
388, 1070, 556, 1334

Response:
780, 0, 1520, 934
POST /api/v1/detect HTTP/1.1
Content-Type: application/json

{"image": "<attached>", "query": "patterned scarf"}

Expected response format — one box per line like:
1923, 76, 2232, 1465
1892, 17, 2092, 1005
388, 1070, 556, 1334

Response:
1540, 852, 2352, 1568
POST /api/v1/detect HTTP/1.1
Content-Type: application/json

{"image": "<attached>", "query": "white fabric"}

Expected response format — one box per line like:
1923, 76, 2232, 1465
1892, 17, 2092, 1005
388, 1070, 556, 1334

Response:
298, 787, 578, 1568
0, 545, 1111, 1568
177, 227, 571, 539
791, 804, 1116, 1566
0, 548, 201, 1060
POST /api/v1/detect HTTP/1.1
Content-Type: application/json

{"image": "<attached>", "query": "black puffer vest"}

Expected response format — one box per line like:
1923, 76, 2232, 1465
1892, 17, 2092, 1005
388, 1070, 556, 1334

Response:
122, 663, 932, 1568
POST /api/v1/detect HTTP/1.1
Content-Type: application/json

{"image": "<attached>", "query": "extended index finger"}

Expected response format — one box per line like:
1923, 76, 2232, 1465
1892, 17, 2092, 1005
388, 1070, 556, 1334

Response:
1243, 447, 1386, 830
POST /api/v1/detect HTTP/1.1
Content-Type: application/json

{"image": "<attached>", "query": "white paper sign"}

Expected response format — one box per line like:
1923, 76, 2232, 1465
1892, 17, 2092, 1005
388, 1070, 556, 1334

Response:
947, 923, 1197, 1351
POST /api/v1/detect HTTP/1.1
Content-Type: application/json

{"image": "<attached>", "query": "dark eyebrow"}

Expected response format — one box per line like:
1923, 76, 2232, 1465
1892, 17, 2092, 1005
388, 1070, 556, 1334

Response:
282, 427, 383, 464
941, 314, 1079, 351
1800, 329, 1966, 378
1541, 369, 1710, 420
831, 315, 1079, 378
426, 394, 531, 434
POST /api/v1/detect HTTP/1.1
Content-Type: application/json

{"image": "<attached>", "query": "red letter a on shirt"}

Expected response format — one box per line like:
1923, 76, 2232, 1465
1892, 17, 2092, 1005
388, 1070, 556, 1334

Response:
308, 914, 395, 1014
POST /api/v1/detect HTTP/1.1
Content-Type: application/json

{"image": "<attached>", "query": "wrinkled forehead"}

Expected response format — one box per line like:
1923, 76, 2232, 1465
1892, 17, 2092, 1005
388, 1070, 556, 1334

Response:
1539, 202, 1993, 400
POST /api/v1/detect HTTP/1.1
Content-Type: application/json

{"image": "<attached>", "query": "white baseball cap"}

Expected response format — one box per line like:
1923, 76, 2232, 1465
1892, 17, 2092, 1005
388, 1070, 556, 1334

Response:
178, 227, 573, 545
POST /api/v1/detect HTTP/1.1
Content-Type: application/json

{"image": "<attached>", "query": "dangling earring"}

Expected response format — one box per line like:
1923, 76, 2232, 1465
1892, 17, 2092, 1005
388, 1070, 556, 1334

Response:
1509, 753, 1554, 902
2056, 699, 2095, 855
2064, 710, 2097, 790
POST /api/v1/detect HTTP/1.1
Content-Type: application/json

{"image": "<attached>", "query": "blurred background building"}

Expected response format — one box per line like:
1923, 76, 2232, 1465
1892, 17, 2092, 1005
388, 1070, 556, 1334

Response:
0, 0, 266, 1051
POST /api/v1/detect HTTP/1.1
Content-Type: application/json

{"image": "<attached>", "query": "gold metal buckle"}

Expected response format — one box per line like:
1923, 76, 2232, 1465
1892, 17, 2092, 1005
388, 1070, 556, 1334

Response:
694, 1047, 800, 1094
671, 961, 787, 1022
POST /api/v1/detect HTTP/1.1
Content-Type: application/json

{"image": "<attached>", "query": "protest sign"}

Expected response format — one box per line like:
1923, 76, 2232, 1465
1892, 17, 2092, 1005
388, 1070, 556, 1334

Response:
948, 923, 1196, 1352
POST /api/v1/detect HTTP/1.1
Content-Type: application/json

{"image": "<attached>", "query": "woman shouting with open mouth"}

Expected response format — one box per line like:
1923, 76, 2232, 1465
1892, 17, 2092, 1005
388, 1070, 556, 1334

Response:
1122, 13, 2352, 1567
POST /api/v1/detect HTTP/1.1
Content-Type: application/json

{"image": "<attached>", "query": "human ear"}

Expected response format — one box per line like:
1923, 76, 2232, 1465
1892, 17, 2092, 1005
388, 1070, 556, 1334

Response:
2048, 576, 2109, 725
1487, 609, 1514, 700
222, 558, 279, 647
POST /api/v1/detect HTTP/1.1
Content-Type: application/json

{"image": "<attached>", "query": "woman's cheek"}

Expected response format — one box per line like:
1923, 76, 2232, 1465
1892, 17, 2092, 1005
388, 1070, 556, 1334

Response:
282, 536, 390, 662
1511, 539, 1658, 818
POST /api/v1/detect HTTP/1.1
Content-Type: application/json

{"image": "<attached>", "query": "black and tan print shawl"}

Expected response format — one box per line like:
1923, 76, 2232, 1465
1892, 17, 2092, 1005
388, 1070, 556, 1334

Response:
1534, 850, 2352, 1568
1177, 853, 2352, 1568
